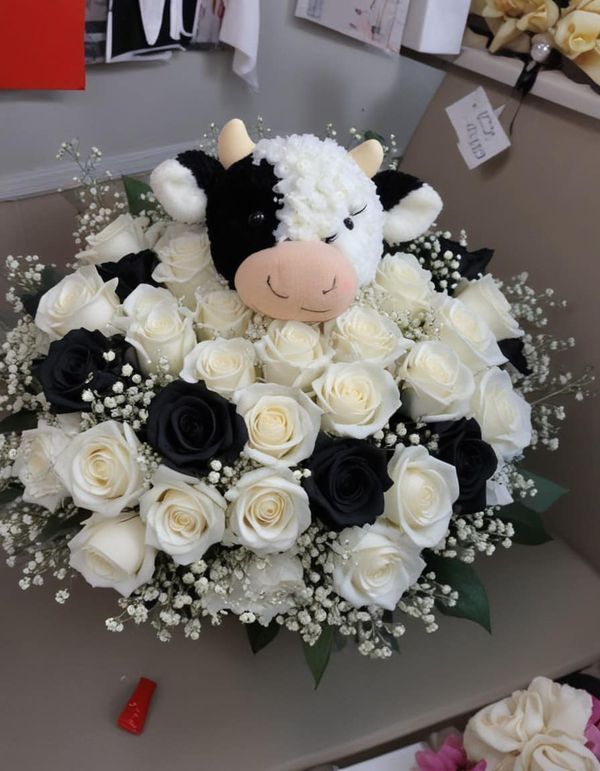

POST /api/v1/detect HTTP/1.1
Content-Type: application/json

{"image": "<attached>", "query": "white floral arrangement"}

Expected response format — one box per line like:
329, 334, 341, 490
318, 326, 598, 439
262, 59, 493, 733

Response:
0, 119, 592, 684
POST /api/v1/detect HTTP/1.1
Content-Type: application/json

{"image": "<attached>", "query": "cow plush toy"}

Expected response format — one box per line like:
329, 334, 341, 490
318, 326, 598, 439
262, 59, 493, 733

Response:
150, 119, 442, 323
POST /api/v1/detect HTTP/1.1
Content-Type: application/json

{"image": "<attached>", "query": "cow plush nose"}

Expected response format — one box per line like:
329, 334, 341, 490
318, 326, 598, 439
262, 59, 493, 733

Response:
234, 240, 359, 323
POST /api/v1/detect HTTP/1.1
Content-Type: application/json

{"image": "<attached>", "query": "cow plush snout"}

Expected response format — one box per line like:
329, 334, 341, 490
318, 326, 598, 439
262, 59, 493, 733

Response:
234, 241, 358, 323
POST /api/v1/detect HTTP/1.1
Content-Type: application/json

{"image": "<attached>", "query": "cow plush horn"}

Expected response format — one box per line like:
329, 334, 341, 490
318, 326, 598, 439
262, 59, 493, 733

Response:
349, 139, 384, 178
218, 118, 255, 169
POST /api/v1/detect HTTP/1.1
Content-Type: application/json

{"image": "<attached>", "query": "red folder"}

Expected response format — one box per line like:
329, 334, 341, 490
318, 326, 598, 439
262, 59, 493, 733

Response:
0, 0, 86, 90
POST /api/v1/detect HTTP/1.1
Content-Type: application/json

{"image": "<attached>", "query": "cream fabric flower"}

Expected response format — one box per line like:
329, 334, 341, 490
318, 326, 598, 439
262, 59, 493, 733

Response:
195, 287, 253, 340
325, 305, 412, 367
374, 253, 436, 317
76, 214, 149, 265
180, 337, 257, 398
255, 319, 332, 390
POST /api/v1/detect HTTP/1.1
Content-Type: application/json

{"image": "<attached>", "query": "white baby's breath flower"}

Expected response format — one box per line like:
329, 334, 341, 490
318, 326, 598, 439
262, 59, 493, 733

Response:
68, 512, 156, 597
225, 467, 311, 554
312, 361, 401, 439
35, 265, 120, 341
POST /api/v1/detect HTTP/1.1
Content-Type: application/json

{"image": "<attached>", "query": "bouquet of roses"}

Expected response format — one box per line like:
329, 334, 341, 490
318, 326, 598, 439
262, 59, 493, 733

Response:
415, 675, 600, 770
0, 119, 591, 683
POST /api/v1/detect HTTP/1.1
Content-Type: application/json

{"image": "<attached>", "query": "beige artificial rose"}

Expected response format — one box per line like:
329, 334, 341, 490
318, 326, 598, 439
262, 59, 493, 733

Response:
255, 320, 332, 390
76, 214, 149, 265
325, 305, 412, 367
472, 0, 559, 51
553, 1, 600, 84
180, 337, 257, 397
195, 288, 253, 340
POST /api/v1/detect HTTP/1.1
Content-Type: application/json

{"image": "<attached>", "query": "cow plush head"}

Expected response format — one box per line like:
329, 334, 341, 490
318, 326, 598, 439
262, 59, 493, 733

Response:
150, 119, 442, 323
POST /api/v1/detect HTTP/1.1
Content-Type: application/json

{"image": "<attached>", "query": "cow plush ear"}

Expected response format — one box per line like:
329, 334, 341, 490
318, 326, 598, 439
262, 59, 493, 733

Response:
150, 149, 223, 225
374, 170, 443, 245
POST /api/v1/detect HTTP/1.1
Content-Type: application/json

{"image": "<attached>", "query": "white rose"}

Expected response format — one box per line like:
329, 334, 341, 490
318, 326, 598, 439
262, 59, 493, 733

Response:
12, 418, 78, 511
180, 337, 257, 397
332, 520, 425, 610
56, 420, 145, 517
470, 367, 532, 460
374, 253, 436, 316
515, 733, 599, 771
255, 320, 333, 390
225, 467, 311, 554
152, 225, 218, 308
234, 383, 322, 467
68, 512, 156, 597
195, 288, 253, 340
384, 445, 459, 548
76, 214, 149, 265
399, 341, 475, 421
312, 362, 401, 439
465, 677, 594, 771
457, 275, 523, 341
325, 305, 412, 367
122, 284, 196, 375
140, 465, 226, 564
437, 295, 507, 373
34, 265, 120, 341
202, 551, 305, 623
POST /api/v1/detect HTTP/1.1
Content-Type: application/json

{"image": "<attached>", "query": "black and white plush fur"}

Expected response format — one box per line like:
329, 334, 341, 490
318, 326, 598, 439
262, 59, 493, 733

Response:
150, 133, 442, 289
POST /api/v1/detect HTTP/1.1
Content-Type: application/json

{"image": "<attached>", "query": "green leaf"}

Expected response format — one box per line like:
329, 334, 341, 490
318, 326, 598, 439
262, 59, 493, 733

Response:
0, 485, 23, 504
427, 555, 491, 633
303, 625, 334, 688
245, 621, 280, 654
39, 511, 87, 542
518, 470, 568, 513
363, 129, 386, 145
498, 502, 552, 545
0, 411, 38, 435
122, 175, 154, 216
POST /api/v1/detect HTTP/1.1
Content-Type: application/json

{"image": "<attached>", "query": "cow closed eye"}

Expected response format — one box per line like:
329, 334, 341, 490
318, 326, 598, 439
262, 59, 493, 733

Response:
266, 275, 290, 299
322, 276, 337, 295
324, 233, 338, 244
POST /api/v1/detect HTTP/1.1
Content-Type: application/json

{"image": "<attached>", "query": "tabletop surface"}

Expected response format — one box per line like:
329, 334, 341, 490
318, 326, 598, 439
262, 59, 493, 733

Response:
1, 538, 599, 771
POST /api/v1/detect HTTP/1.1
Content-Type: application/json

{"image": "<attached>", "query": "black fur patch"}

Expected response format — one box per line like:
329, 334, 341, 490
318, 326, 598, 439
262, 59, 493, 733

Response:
177, 149, 224, 193
373, 170, 423, 212
206, 156, 282, 287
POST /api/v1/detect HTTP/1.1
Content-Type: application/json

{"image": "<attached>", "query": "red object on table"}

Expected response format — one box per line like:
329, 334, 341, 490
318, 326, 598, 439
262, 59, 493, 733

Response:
117, 677, 157, 735
0, 0, 86, 90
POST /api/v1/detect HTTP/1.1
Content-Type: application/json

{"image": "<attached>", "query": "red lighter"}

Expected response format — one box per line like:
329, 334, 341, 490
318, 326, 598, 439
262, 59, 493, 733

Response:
117, 677, 157, 735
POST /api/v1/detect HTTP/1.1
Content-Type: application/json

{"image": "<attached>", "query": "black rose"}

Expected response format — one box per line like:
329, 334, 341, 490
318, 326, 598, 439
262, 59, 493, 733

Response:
303, 434, 393, 531
437, 237, 494, 285
146, 380, 247, 475
97, 249, 159, 301
434, 418, 497, 515
35, 329, 137, 413
499, 337, 532, 376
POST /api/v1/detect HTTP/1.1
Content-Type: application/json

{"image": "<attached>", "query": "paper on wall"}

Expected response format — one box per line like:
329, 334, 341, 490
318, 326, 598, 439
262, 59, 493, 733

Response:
402, 0, 470, 55
295, 0, 410, 55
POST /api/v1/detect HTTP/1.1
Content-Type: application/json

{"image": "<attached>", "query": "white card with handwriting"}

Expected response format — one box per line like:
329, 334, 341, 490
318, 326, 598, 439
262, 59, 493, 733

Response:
446, 87, 510, 169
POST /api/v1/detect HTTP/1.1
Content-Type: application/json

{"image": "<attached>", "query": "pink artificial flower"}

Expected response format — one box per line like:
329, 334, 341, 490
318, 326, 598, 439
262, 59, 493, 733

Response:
415, 734, 486, 771
585, 694, 600, 760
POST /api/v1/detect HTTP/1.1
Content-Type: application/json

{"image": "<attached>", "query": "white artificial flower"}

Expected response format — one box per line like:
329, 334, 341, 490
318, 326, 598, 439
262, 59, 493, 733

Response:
122, 284, 196, 375
56, 420, 145, 517
374, 253, 436, 316
384, 445, 459, 548
332, 520, 425, 610
255, 319, 333, 390
312, 361, 401, 439
470, 367, 532, 460
34, 265, 120, 341
180, 337, 257, 398
139, 465, 226, 565
68, 512, 156, 597
399, 340, 475, 421
325, 305, 412, 367
152, 224, 218, 308
233, 383, 322, 467
195, 287, 253, 340
464, 676, 593, 771
76, 213, 149, 265
437, 295, 507, 372
514, 733, 599, 771
12, 418, 78, 512
457, 274, 523, 341
202, 551, 305, 623
225, 467, 311, 555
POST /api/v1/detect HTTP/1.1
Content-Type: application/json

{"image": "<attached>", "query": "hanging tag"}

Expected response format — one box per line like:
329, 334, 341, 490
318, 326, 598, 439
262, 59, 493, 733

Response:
446, 87, 511, 170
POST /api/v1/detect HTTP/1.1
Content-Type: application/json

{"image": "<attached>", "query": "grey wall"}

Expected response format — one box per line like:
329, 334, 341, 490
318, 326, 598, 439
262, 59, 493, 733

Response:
0, 0, 444, 188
